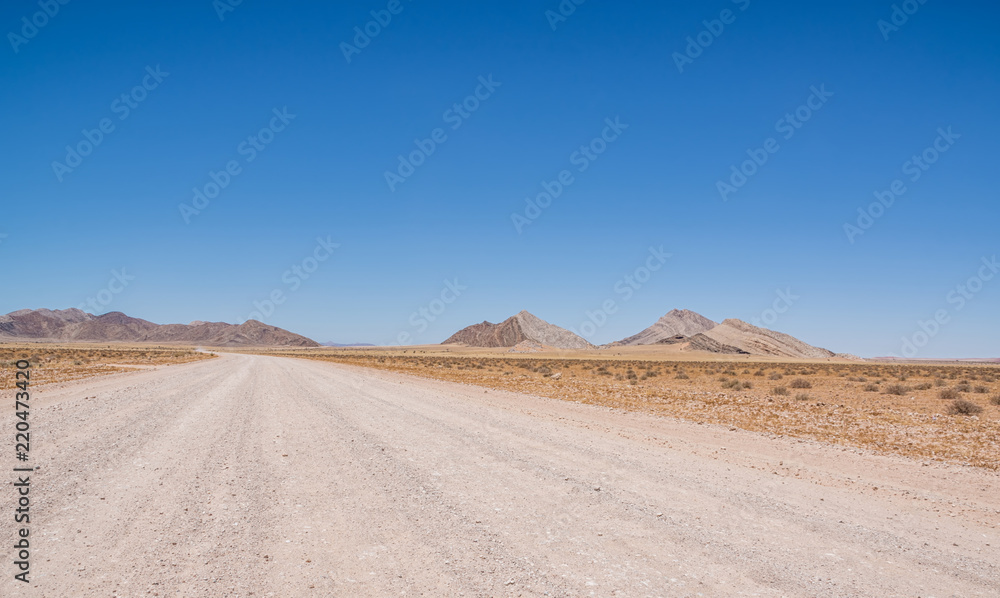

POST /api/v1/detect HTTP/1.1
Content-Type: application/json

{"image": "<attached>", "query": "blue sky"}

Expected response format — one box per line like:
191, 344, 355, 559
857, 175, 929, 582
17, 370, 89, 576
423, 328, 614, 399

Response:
1, 0, 998, 357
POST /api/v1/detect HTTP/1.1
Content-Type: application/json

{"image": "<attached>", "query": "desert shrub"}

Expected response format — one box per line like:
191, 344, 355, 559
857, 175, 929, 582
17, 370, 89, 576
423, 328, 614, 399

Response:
768, 372, 783, 380
772, 386, 788, 396
955, 383, 972, 393
863, 383, 879, 392
789, 378, 812, 389
946, 399, 983, 416
934, 378, 946, 387
973, 385, 988, 394
754, 369, 765, 377
675, 372, 689, 380
884, 384, 910, 396
938, 388, 961, 401
989, 394, 1000, 406
722, 379, 751, 391
795, 393, 811, 401
913, 382, 932, 391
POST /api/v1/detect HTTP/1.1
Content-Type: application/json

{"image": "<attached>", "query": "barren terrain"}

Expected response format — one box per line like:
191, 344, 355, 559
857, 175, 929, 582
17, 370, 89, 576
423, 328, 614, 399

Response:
255, 348, 1000, 470
0, 345, 213, 388
2, 353, 998, 596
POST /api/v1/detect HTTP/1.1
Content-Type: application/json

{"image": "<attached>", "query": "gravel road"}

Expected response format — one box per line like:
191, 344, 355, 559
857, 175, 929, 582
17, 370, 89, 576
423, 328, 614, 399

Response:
3, 353, 998, 597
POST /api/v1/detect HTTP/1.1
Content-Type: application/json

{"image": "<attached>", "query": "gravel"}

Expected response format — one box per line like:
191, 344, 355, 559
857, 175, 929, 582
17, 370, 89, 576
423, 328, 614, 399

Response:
3, 353, 998, 596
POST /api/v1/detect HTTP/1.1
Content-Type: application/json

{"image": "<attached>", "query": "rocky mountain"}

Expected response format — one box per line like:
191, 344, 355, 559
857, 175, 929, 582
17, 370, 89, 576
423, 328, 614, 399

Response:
442, 310, 592, 350
615, 309, 838, 358
0, 308, 319, 347
615, 309, 717, 346
698, 319, 834, 359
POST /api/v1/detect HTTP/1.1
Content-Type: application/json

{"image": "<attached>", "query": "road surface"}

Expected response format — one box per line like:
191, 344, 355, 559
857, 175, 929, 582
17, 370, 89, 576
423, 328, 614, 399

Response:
3, 353, 998, 596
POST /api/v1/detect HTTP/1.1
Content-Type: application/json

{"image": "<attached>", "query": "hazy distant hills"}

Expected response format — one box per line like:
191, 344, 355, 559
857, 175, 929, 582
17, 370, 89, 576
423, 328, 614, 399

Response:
444, 308, 844, 359
696, 318, 835, 359
0, 308, 319, 347
443, 310, 592, 350
4, 306, 851, 358
613, 309, 718, 346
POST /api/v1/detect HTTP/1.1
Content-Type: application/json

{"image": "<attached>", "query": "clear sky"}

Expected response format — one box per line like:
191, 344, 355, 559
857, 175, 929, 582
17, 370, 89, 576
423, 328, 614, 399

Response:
2, 0, 998, 357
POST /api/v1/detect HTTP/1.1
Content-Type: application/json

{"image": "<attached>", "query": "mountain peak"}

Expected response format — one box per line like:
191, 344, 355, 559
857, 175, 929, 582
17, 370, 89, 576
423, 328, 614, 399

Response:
616, 309, 717, 346
443, 311, 591, 349
0, 308, 318, 347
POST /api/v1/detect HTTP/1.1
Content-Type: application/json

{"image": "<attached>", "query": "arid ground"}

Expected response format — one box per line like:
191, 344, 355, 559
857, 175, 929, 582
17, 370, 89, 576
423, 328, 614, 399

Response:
2, 349, 998, 596
0, 344, 213, 388
252, 346, 1000, 470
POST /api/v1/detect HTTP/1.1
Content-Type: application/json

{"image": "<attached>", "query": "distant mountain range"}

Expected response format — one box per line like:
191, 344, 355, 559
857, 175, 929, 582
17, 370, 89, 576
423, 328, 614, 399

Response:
0, 308, 319, 347
443, 308, 853, 359
442, 310, 591, 350
1, 307, 857, 359
613, 309, 717, 346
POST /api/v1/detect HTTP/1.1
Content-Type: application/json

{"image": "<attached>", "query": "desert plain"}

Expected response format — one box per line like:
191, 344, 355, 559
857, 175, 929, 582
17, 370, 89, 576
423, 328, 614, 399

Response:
2, 342, 998, 596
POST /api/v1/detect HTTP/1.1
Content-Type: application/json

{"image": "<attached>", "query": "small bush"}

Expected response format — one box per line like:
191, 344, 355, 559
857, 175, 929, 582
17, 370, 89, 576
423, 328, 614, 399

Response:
973, 385, 988, 394
955, 383, 972, 393
913, 382, 932, 391
938, 388, 960, 401
863, 383, 879, 392
722, 379, 750, 391
789, 378, 812, 389
884, 384, 910, 396
989, 394, 1000, 406
795, 392, 811, 401
675, 372, 689, 380
772, 386, 788, 396
768, 372, 783, 380
946, 399, 983, 417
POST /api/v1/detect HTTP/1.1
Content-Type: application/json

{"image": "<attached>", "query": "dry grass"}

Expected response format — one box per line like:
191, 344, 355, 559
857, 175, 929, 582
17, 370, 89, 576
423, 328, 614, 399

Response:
0, 344, 214, 387
246, 349, 1000, 470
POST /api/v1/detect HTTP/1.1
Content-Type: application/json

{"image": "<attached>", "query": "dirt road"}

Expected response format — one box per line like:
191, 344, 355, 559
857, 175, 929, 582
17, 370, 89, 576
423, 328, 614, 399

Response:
3, 353, 998, 596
